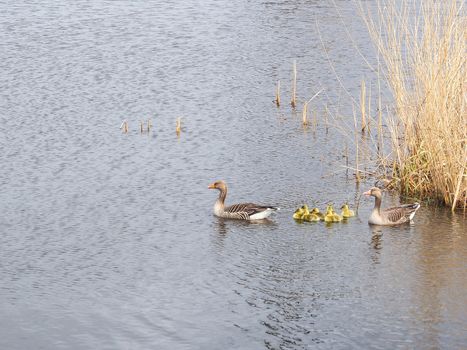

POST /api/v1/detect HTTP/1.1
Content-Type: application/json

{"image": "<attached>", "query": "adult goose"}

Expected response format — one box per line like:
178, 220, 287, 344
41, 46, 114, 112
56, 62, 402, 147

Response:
363, 187, 420, 225
208, 180, 279, 220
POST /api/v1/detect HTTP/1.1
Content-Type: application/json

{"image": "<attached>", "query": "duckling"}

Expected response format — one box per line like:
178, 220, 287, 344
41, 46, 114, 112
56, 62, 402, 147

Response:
293, 208, 304, 220
293, 205, 310, 220
303, 213, 320, 222
324, 204, 343, 222
332, 212, 343, 222
341, 203, 355, 218
324, 204, 335, 223
311, 207, 324, 220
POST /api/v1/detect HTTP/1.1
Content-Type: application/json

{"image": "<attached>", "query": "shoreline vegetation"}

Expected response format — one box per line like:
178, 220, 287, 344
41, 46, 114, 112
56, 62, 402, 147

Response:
360, 0, 466, 211
277, 0, 465, 211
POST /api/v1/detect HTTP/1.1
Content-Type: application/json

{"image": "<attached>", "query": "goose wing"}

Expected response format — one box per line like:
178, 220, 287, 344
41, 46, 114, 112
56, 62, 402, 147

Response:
382, 203, 420, 224
224, 203, 278, 217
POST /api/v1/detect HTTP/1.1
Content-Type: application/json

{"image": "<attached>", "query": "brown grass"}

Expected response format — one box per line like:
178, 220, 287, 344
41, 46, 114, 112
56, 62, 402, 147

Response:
361, 0, 466, 210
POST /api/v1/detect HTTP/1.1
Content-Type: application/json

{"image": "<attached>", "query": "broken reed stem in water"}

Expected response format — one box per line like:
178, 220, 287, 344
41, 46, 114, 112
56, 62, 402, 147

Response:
176, 117, 181, 135
147, 119, 152, 133
360, 79, 367, 133
302, 101, 308, 125
140, 121, 144, 134
345, 142, 349, 178
377, 73, 383, 157
324, 105, 329, 133
302, 89, 324, 128
312, 109, 318, 132
353, 107, 361, 183
120, 120, 129, 133
291, 60, 297, 108
275, 80, 281, 107
367, 81, 371, 134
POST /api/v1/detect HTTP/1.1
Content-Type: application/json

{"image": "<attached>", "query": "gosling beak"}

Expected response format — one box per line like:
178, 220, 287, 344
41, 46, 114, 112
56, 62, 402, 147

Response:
363, 190, 371, 196
208, 183, 215, 189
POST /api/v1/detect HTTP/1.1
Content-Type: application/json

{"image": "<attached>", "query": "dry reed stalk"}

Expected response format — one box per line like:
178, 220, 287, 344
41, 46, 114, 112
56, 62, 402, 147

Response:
360, 79, 367, 132
291, 60, 297, 108
275, 80, 281, 107
140, 121, 143, 134
176, 117, 181, 135
377, 71, 383, 157
120, 120, 128, 133
324, 105, 329, 133
147, 120, 152, 132
353, 107, 361, 183
312, 109, 318, 132
361, 0, 466, 209
302, 101, 308, 125
367, 81, 371, 133
345, 142, 349, 177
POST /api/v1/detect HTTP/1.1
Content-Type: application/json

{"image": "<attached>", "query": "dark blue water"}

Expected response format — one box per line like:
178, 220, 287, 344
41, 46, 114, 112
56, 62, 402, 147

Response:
1, 1, 466, 349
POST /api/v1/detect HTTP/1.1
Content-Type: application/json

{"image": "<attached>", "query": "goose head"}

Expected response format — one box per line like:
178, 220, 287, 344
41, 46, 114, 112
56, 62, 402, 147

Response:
363, 187, 382, 198
208, 180, 227, 192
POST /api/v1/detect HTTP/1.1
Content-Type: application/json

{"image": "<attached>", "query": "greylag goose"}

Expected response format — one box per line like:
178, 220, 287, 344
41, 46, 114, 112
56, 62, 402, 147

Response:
363, 187, 420, 225
208, 180, 279, 220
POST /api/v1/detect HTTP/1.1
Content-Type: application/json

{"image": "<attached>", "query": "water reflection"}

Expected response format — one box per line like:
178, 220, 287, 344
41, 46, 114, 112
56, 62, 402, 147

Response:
215, 217, 278, 236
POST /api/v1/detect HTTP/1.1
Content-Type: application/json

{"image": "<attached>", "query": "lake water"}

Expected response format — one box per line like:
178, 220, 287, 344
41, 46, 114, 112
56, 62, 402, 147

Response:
1, 1, 466, 349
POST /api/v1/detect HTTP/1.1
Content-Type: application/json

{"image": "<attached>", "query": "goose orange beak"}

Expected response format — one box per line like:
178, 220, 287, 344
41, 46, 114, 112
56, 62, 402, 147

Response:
208, 183, 216, 189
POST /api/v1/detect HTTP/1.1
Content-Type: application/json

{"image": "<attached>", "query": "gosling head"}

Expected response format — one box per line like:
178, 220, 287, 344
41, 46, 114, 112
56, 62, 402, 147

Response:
363, 187, 382, 198
208, 180, 227, 192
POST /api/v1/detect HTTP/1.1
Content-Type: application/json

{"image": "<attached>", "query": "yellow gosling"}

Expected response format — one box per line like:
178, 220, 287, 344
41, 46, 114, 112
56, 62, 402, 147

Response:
341, 203, 355, 218
328, 204, 342, 222
324, 205, 334, 223
293, 208, 304, 220
303, 213, 320, 222
311, 207, 324, 220
332, 212, 343, 222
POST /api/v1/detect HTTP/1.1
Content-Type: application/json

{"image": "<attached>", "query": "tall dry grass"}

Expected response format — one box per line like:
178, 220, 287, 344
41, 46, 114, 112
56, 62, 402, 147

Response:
361, 0, 466, 210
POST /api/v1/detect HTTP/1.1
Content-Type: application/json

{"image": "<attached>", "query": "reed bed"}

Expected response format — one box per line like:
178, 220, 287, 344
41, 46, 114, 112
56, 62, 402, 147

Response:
361, 0, 466, 210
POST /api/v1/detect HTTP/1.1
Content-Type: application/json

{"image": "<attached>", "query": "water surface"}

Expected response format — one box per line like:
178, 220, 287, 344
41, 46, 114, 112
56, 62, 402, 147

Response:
1, 1, 466, 349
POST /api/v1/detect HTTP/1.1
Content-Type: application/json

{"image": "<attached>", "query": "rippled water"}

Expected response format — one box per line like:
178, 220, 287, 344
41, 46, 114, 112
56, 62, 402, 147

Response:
1, 1, 466, 349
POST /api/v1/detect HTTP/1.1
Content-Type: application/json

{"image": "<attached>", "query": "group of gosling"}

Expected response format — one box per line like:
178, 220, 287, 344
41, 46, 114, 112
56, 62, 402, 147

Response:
293, 203, 354, 223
